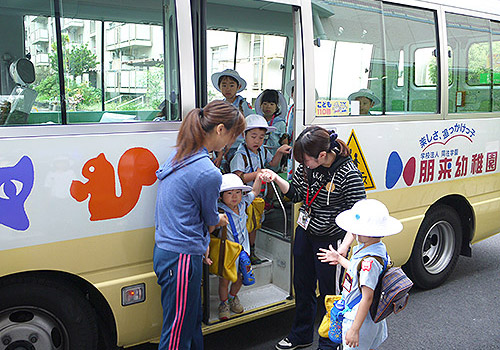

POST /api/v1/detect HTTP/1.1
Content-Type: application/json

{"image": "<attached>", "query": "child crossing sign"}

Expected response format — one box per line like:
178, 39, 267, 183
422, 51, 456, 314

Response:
347, 130, 376, 190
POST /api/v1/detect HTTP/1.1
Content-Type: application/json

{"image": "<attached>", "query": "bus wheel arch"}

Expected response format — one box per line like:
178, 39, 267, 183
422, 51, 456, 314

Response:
435, 195, 475, 257
403, 196, 473, 290
0, 271, 117, 350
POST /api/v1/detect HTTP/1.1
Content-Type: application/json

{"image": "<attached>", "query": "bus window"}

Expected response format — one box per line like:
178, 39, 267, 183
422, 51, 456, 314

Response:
494, 21, 500, 112
467, 42, 490, 86
311, 0, 439, 116
383, 3, 439, 114
9, 0, 180, 126
414, 47, 436, 87
100, 22, 165, 120
447, 13, 493, 113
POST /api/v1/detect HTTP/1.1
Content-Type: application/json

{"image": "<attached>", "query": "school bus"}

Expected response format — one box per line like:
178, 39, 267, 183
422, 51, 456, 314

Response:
0, 0, 499, 348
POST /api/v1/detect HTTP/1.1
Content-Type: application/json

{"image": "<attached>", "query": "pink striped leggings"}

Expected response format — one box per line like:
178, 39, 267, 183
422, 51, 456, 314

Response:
154, 245, 203, 350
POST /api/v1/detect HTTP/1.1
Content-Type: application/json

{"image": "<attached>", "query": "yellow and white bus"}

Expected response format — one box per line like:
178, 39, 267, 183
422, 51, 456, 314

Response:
0, 0, 499, 348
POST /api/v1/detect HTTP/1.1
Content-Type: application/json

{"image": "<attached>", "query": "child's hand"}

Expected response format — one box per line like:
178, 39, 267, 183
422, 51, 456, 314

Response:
317, 244, 341, 265
218, 213, 229, 227
345, 326, 360, 348
259, 169, 277, 183
277, 144, 292, 154
203, 246, 213, 265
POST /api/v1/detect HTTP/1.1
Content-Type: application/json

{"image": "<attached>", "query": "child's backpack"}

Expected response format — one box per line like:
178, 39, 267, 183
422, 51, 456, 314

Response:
357, 255, 414, 323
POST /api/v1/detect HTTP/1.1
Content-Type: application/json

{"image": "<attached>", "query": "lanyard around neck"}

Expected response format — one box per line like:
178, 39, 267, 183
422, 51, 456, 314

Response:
305, 184, 324, 209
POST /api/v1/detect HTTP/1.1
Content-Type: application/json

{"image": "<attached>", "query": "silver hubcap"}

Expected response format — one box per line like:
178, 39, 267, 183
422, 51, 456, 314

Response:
0, 308, 67, 350
421, 220, 455, 274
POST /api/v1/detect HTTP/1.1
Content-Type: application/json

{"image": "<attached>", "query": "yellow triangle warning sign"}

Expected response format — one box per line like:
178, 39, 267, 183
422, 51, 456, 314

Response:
347, 130, 376, 190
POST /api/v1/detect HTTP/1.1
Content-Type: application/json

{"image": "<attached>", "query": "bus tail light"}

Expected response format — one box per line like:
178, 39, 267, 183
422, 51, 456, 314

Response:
121, 284, 145, 306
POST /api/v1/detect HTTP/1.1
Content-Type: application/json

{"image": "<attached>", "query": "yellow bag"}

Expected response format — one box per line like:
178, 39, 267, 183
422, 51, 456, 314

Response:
246, 197, 265, 233
318, 295, 342, 338
208, 226, 242, 283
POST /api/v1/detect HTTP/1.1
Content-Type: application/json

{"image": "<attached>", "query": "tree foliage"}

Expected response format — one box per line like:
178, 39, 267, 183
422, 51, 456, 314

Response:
49, 34, 97, 79
37, 34, 100, 109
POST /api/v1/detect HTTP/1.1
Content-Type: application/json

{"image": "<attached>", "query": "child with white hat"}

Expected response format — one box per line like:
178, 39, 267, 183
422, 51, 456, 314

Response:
230, 114, 291, 264
217, 173, 262, 320
230, 114, 291, 186
317, 199, 403, 350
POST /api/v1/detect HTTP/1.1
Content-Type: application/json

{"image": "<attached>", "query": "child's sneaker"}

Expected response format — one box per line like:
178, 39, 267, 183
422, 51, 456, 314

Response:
218, 301, 230, 321
229, 295, 244, 314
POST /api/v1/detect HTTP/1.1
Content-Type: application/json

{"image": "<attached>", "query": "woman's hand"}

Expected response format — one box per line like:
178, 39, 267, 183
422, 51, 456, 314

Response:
203, 246, 213, 265
259, 168, 278, 183
317, 244, 341, 265
277, 144, 292, 155
218, 213, 229, 227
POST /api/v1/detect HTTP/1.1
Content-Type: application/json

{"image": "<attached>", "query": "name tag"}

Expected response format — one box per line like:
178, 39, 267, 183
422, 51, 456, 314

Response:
342, 272, 353, 293
297, 211, 311, 230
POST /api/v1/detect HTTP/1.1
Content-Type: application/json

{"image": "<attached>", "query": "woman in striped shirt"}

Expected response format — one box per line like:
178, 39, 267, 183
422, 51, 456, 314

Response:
261, 125, 366, 350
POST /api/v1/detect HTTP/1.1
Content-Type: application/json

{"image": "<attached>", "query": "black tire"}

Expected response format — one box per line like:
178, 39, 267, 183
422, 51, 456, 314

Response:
403, 205, 462, 289
0, 276, 98, 350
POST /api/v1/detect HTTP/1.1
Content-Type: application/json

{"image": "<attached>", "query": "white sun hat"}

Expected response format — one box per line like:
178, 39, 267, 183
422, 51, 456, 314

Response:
348, 88, 381, 106
244, 114, 276, 133
220, 173, 252, 193
335, 199, 403, 237
211, 69, 247, 93
255, 89, 288, 117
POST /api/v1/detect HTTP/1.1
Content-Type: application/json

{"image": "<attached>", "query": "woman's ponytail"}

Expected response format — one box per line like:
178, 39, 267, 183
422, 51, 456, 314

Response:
174, 100, 245, 163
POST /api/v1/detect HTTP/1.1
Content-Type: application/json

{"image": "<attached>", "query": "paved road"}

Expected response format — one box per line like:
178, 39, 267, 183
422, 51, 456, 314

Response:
132, 233, 500, 350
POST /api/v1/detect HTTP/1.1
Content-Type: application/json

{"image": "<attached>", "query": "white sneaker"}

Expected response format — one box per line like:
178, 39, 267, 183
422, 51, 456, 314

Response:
275, 337, 313, 350
229, 295, 244, 314
218, 301, 230, 320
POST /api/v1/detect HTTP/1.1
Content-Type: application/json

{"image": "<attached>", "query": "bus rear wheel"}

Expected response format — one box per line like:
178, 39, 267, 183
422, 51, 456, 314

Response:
404, 205, 462, 289
0, 276, 98, 350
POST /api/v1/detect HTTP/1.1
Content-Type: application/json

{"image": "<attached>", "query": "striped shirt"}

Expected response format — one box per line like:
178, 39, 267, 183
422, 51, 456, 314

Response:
285, 156, 366, 239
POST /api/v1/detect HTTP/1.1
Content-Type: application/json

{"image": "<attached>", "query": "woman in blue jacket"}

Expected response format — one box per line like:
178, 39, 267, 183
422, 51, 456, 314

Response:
154, 100, 246, 349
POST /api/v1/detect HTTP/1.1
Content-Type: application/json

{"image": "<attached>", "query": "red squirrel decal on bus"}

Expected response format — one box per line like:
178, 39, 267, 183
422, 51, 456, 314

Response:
70, 148, 159, 221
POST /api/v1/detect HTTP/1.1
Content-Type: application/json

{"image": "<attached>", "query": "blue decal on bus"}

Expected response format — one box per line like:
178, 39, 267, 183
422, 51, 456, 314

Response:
386, 151, 403, 189
0, 156, 34, 231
